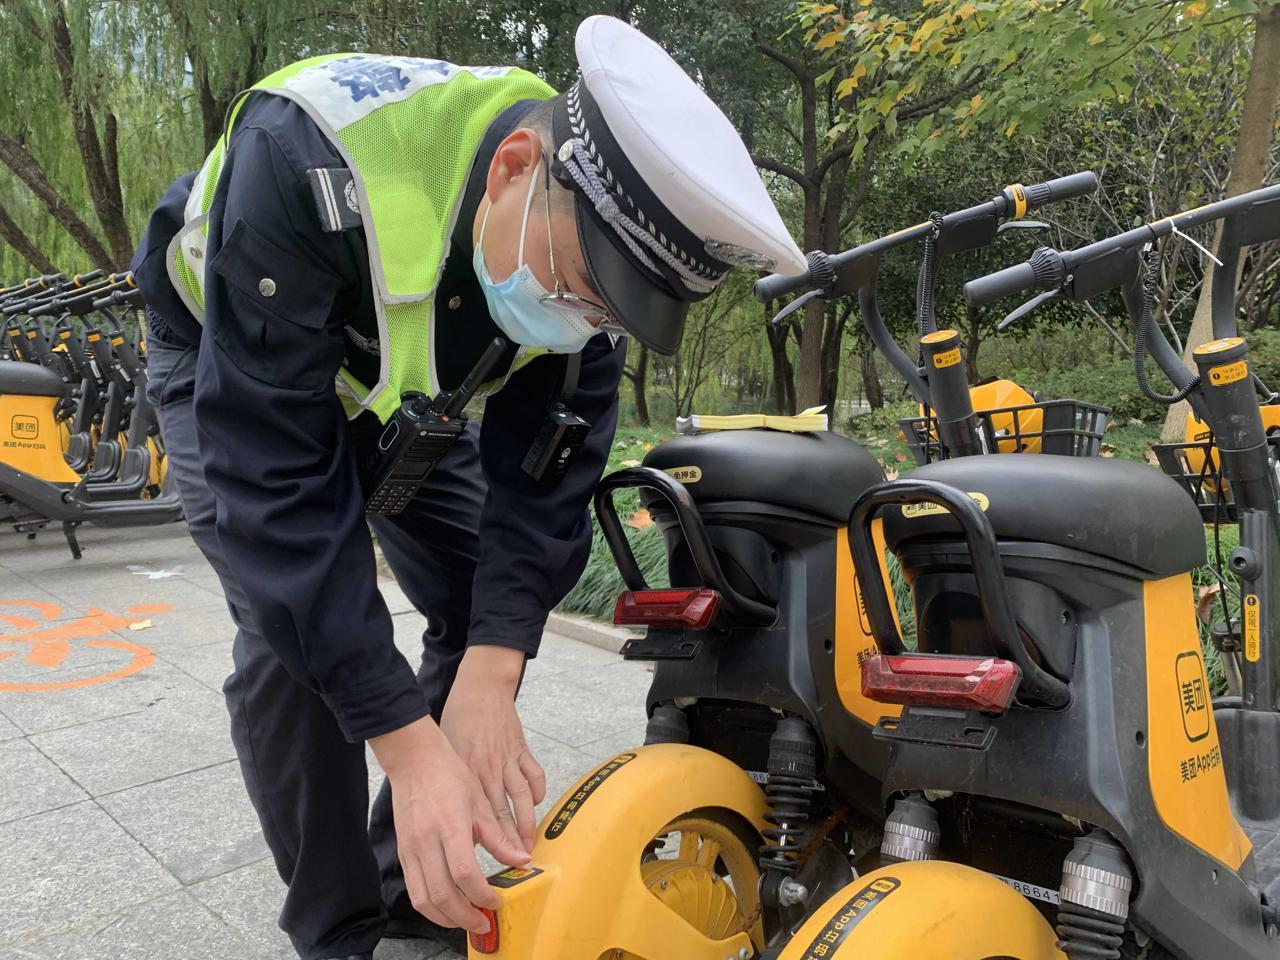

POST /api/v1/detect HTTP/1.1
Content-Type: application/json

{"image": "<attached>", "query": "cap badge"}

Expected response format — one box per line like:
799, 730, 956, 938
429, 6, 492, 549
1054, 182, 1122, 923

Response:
704, 240, 776, 271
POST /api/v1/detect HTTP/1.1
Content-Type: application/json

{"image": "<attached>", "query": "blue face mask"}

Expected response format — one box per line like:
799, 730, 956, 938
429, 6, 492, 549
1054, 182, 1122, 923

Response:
472, 161, 597, 354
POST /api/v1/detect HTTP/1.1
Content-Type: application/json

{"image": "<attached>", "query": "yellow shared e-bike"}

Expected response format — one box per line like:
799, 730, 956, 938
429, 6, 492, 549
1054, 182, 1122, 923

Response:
0, 270, 180, 557
464, 173, 1168, 959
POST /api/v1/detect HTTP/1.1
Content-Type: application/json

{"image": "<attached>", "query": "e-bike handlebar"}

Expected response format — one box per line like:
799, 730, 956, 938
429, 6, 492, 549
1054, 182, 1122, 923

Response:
22, 278, 134, 318
70, 269, 104, 287
964, 183, 1280, 308
753, 170, 1098, 303
91, 288, 144, 311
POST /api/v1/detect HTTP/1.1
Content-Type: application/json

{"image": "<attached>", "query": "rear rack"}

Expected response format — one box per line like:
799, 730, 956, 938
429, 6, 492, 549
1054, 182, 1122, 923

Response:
900, 399, 1110, 466
1152, 438, 1280, 523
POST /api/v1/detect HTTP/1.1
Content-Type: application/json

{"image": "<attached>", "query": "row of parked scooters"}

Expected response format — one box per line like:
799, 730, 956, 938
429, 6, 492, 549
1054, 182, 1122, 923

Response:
479, 176, 1280, 960
0, 269, 180, 558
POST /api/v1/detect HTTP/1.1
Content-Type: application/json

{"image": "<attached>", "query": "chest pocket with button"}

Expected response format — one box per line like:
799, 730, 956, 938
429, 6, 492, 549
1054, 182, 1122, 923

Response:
209, 217, 343, 391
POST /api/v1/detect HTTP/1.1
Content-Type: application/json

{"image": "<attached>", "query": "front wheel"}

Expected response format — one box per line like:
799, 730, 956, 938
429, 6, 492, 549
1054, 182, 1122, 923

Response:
618, 810, 767, 958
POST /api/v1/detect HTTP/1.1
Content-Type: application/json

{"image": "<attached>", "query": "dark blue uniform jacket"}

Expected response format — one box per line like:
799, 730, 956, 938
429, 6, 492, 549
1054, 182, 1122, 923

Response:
132, 94, 626, 741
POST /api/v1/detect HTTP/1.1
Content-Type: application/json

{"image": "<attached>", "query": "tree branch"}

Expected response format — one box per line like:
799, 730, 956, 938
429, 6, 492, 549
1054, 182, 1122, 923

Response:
0, 134, 112, 266
897, 69, 985, 121
0, 198, 57, 274
753, 37, 809, 83
751, 153, 815, 194
815, 140, 855, 183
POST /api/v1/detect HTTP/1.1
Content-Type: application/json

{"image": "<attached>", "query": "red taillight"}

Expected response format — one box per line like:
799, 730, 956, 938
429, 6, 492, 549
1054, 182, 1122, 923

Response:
469, 908, 499, 954
613, 588, 720, 629
861, 653, 1021, 713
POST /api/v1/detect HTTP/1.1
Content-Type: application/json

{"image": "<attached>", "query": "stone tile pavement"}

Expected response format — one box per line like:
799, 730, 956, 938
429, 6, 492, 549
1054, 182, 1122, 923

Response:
0, 522, 652, 960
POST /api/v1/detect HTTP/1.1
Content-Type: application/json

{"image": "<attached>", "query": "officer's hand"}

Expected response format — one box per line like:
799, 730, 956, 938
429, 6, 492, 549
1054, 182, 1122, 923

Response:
441, 645, 547, 853
369, 715, 530, 934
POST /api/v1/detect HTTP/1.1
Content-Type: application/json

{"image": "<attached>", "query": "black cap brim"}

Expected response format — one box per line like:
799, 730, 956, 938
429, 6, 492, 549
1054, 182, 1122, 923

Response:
575, 196, 688, 356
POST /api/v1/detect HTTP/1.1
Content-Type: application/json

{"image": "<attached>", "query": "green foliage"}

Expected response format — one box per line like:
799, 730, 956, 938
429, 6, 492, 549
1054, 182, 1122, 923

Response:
1245, 328, 1280, 388
1196, 523, 1241, 696
558, 522, 668, 622
1006, 357, 1166, 422
799, 0, 1259, 158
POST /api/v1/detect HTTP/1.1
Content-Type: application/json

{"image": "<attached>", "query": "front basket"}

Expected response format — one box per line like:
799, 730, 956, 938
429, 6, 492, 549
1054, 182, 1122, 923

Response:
1151, 439, 1280, 523
899, 399, 1111, 466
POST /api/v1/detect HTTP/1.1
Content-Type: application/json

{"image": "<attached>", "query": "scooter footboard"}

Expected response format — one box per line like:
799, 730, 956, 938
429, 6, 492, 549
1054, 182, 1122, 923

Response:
477, 743, 768, 960
776, 860, 1063, 960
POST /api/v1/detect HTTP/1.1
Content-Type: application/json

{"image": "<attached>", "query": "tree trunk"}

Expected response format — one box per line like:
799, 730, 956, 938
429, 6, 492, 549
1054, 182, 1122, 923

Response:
819, 303, 852, 409
765, 320, 797, 415
46, 0, 132, 268
630, 344, 651, 427
795, 288, 825, 410
964, 305, 983, 385
860, 350, 884, 410
0, 200, 57, 274
1162, 2, 1280, 440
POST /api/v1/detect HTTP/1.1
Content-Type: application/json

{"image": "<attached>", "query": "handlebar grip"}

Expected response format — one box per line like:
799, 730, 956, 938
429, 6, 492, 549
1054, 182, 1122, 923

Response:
73, 269, 105, 286
1024, 171, 1098, 211
753, 251, 832, 304
753, 268, 812, 303
965, 246, 1067, 307
92, 289, 144, 310
107, 271, 133, 285
963, 262, 1038, 307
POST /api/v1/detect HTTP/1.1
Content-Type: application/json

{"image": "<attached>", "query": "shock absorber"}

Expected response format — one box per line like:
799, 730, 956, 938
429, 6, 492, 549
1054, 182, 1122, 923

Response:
879, 793, 940, 865
644, 703, 689, 745
759, 717, 820, 909
1055, 830, 1134, 960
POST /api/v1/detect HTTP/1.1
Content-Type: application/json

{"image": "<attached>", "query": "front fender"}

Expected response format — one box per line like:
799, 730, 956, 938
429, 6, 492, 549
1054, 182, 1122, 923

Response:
478, 743, 768, 960
777, 860, 1065, 960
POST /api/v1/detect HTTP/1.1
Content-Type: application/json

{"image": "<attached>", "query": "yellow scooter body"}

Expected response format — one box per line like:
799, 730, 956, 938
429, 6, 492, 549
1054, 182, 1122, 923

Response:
475, 743, 767, 960
0, 393, 80, 484
776, 861, 1063, 959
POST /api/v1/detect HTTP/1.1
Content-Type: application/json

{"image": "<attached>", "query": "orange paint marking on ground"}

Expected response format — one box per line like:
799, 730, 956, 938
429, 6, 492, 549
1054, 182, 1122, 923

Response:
0, 601, 173, 693
0, 614, 41, 630
127, 603, 175, 617
0, 599, 63, 620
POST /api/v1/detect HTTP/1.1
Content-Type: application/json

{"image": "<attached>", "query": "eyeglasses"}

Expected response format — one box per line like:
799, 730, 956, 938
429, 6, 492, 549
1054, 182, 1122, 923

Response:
538, 162, 627, 335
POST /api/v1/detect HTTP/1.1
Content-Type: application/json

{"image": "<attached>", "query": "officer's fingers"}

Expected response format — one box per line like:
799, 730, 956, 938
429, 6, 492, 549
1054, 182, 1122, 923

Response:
483, 769, 524, 852
474, 799, 533, 869
401, 850, 452, 929
441, 827, 501, 915
503, 759, 538, 852
426, 836, 492, 931
518, 749, 547, 805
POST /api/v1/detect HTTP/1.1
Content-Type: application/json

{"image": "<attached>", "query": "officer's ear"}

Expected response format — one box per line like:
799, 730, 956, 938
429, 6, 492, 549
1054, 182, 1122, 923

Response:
485, 128, 543, 204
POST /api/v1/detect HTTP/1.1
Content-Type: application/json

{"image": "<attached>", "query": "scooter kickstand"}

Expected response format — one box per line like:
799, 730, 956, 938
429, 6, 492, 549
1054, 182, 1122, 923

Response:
62, 521, 82, 560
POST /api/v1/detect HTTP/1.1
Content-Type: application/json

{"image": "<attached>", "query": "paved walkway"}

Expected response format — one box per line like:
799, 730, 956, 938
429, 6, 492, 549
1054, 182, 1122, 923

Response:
0, 522, 651, 959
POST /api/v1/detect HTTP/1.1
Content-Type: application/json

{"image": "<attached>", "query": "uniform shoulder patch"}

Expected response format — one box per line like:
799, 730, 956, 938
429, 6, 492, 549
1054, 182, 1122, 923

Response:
306, 167, 362, 232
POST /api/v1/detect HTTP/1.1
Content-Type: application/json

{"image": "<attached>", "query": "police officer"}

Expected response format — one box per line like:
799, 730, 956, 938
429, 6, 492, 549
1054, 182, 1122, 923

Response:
131, 16, 804, 960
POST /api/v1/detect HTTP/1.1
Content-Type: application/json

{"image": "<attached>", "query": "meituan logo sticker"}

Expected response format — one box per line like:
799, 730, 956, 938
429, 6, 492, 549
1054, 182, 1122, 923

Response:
1175, 651, 1210, 743
10, 415, 38, 440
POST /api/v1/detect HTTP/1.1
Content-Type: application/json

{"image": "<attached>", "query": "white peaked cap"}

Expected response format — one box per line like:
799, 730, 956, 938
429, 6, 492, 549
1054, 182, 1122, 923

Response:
551, 15, 807, 354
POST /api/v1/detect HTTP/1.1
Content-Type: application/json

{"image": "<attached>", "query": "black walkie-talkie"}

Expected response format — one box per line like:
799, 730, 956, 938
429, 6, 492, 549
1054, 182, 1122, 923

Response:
365, 338, 509, 515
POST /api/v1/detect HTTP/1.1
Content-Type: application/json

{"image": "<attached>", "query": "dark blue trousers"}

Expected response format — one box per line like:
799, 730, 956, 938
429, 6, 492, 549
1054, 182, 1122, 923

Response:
147, 338, 485, 959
